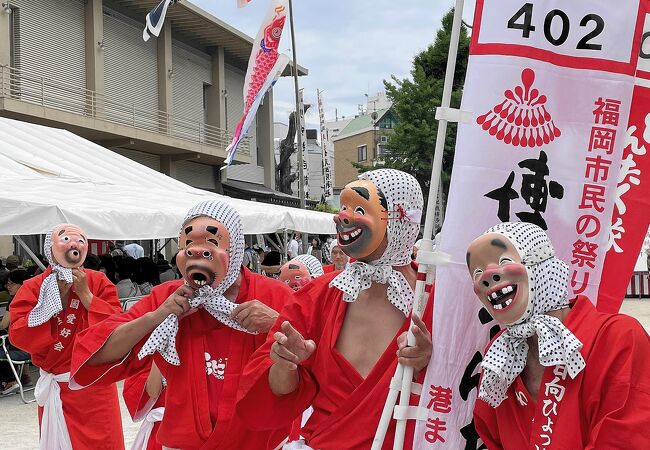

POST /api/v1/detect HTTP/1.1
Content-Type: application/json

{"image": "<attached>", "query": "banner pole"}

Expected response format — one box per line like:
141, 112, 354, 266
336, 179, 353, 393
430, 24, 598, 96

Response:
382, 1, 466, 449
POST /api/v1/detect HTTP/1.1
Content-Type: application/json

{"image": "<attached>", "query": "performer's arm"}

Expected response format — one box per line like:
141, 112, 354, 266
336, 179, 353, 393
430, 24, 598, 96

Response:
269, 321, 316, 395
9, 281, 58, 352
87, 284, 195, 366
585, 317, 650, 449
145, 361, 164, 398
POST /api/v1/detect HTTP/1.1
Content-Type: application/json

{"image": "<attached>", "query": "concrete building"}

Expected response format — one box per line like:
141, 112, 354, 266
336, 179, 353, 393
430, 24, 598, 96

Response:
0, 0, 305, 199
332, 108, 398, 191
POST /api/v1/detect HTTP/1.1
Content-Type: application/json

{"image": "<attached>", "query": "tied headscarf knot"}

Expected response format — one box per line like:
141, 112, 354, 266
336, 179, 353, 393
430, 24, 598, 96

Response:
28, 226, 75, 327
330, 169, 423, 316
478, 222, 586, 408
137, 200, 253, 366
138, 284, 249, 366
333, 261, 414, 315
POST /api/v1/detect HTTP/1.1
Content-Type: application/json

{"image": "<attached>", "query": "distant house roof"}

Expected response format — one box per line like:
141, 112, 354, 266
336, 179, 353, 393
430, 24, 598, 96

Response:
332, 109, 391, 141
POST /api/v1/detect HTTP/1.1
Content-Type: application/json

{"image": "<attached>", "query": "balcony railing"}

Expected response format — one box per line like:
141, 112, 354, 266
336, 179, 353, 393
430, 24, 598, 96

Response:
0, 65, 249, 157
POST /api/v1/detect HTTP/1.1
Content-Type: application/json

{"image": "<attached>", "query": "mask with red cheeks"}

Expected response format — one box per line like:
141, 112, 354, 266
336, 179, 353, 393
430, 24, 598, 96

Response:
279, 261, 311, 291
334, 179, 388, 261
466, 233, 530, 325
176, 216, 231, 290
50, 224, 88, 268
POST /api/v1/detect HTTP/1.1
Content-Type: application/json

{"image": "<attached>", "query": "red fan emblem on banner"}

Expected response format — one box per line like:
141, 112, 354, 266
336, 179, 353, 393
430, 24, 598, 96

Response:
477, 68, 561, 148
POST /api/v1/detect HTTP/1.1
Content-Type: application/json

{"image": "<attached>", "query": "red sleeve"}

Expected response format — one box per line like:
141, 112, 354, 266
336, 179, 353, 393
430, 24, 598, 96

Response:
9, 275, 58, 353
236, 277, 331, 431
584, 315, 650, 449
123, 364, 164, 421
70, 283, 175, 389
85, 270, 122, 326
473, 399, 502, 449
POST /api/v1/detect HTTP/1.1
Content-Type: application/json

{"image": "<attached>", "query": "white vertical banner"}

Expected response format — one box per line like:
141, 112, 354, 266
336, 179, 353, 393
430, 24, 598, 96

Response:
298, 89, 310, 198
317, 89, 334, 200
414, 1, 644, 448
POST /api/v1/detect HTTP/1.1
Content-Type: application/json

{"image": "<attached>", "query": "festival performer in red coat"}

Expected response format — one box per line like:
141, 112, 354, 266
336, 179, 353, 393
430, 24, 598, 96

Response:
70, 200, 294, 450
238, 169, 433, 449
123, 362, 166, 450
9, 223, 124, 450
279, 254, 325, 291
465, 222, 650, 449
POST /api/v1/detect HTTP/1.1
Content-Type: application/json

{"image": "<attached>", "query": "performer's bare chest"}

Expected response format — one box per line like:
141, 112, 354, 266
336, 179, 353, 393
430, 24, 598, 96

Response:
335, 284, 404, 379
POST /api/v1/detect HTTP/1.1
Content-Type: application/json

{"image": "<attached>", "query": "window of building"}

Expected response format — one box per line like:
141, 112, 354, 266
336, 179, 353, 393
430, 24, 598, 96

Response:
203, 84, 210, 124
380, 135, 388, 143
357, 144, 368, 162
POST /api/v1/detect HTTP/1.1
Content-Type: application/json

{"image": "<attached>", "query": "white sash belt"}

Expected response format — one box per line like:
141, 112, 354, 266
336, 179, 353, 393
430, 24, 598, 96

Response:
283, 440, 314, 450
34, 369, 72, 450
131, 407, 165, 450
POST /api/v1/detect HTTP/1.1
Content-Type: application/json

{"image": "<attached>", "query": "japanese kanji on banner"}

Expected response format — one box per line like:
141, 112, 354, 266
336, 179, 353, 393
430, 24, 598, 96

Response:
414, 1, 645, 448
598, 7, 650, 313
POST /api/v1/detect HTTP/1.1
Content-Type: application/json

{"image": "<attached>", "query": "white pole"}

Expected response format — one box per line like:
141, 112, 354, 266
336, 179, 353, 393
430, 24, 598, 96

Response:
384, 1, 466, 449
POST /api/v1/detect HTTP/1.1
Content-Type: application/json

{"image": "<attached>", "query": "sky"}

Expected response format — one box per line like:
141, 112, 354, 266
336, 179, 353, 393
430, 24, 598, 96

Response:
193, 0, 476, 128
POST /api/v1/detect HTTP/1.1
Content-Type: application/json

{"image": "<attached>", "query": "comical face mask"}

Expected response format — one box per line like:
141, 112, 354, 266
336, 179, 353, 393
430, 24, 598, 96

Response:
279, 260, 311, 291
176, 216, 231, 290
334, 179, 388, 261
50, 224, 88, 269
466, 233, 530, 325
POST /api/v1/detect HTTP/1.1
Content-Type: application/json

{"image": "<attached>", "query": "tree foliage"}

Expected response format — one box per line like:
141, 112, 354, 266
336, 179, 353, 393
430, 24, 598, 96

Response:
381, 9, 470, 203
311, 202, 338, 214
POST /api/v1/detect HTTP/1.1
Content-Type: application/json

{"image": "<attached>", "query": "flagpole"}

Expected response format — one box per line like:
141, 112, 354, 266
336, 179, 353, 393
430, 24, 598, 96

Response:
288, 0, 309, 253
371, 1, 466, 448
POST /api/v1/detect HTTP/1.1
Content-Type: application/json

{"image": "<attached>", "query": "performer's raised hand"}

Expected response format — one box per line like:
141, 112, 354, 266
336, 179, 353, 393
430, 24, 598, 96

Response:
396, 314, 432, 374
230, 299, 279, 333
270, 321, 316, 371
154, 285, 197, 323
72, 268, 93, 308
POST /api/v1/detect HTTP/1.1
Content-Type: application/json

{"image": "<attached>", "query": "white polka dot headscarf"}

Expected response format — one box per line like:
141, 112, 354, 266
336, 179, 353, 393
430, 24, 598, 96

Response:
479, 222, 586, 407
330, 169, 423, 315
138, 200, 251, 366
27, 224, 77, 327
292, 254, 324, 278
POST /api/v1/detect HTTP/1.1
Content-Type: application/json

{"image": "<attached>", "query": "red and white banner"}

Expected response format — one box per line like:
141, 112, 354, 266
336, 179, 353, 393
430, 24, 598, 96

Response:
598, 6, 650, 313
414, 1, 645, 448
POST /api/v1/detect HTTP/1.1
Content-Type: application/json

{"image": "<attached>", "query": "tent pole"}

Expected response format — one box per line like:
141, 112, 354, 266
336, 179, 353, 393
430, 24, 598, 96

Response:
14, 236, 46, 271
283, 229, 289, 262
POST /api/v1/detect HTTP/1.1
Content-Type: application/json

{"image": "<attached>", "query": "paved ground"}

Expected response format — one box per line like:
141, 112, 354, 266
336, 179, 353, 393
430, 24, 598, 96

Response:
1, 299, 649, 449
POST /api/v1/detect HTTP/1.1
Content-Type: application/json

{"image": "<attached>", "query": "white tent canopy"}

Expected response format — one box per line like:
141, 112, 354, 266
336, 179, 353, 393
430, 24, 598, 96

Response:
0, 117, 335, 239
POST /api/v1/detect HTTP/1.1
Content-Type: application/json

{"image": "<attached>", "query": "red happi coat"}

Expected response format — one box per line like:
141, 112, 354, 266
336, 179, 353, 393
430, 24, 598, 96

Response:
9, 267, 124, 450
123, 367, 166, 450
474, 296, 650, 449
237, 269, 434, 450
71, 267, 294, 450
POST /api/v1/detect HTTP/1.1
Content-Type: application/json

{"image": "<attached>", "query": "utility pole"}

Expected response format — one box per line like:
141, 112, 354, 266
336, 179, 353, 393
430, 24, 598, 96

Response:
288, 0, 308, 254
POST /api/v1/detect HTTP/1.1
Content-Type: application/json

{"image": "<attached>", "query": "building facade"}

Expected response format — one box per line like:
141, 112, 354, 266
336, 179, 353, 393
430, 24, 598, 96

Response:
0, 0, 303, 195
332, 108, 397, 192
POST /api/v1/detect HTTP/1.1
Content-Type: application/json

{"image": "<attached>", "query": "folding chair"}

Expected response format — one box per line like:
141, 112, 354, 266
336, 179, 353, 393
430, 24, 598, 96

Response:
120, 295, 144, 312
0, 334, 35, 403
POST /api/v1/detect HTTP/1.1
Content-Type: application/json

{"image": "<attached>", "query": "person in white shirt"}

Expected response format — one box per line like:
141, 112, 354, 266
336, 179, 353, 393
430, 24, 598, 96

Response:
288, 233, 301, 259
